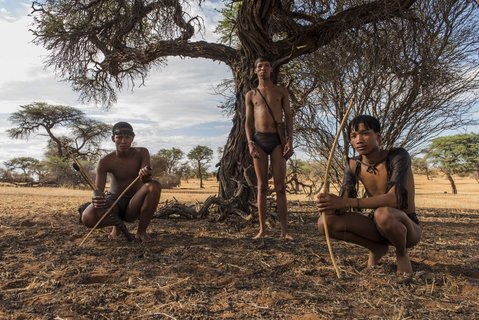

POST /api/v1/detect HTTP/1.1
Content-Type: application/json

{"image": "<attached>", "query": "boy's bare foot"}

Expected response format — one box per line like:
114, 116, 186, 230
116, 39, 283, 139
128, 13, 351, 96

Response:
108, 226, 121, 239
253, 230, 266, 239
396, 253, 413, 274
136, 231, 152, 242
135, 231, 152, 242
367, 244, 388, 267
282, 233, 293, 240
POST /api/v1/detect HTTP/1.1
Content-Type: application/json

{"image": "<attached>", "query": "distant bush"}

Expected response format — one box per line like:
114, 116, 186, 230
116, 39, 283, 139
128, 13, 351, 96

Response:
157, 174, 181, 189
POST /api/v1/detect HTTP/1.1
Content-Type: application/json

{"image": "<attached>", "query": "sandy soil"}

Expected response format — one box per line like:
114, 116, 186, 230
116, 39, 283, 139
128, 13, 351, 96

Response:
0, 185, 478, 319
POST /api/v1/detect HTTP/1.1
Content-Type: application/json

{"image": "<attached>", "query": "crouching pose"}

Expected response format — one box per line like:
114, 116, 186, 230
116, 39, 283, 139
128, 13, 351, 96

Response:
317, 115, 421, 274
81, 122, 161, 242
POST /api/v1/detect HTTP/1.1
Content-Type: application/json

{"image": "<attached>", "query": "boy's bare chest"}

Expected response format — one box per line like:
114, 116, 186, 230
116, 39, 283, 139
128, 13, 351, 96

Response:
252, 91, 283, 118
108, 156, 141, 179
359, 164, 389, 195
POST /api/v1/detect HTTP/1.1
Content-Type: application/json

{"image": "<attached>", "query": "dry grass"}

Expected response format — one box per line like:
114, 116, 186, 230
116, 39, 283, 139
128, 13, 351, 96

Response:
1, 173, 477, 209
161, 178, 219, 203
169, 174, 479, 209
0, 183, 478, 319
414, 175, 479, 209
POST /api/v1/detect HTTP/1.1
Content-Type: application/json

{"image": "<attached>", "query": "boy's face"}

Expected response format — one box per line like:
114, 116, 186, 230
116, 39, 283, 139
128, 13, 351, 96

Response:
112, 134, 134, 152
349, 122, 381, 155
255, 60, 272, 79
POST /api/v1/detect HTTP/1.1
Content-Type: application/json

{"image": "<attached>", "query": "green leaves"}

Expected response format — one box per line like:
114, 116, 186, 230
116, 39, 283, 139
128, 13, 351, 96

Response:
425, 133, 479, 175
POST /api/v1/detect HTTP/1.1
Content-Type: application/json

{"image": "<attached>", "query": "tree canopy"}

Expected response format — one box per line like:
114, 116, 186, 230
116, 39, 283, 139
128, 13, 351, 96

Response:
424, 133, 479, 194
187, 145, 213, 188
3, 157, 39, 183
8, 102, 111, 161
156, 148, 185, 175
31, 0, 417, 105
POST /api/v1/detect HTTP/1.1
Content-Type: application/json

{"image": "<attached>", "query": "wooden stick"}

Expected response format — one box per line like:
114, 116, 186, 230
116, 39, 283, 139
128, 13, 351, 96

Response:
320, 98, 355, 279
71, 157, 97, 191
79, 175, 141, 246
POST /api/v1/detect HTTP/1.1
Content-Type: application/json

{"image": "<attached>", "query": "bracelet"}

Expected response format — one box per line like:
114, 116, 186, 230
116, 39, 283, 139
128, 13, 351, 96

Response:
248, 140, 255, 145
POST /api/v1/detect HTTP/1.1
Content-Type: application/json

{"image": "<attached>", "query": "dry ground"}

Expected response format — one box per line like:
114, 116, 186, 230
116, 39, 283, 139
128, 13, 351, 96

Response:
0, 175, 478, 319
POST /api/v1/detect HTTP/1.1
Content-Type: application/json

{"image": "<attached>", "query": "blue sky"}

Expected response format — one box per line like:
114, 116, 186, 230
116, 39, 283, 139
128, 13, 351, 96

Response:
0, 1, 233, 168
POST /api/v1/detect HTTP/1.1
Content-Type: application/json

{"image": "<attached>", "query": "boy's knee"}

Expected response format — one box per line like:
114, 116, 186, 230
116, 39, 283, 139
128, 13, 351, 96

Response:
318, 213, 334, 235
78, 202, 90, 224
81, 211, 96, 228
317, 217, 326, 235
374, 207, 394, 228
146, 180, 161, 193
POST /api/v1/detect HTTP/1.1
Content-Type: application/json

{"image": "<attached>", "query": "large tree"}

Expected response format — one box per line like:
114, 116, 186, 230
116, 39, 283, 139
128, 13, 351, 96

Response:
424, 133, 479, 194
30, 0, 418, 213
8, 102, 111, 161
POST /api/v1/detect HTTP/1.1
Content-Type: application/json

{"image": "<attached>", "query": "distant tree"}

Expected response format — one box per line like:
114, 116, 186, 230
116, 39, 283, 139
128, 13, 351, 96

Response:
150, 155, 168, 177
3, 157, 39, 184
156, 148, 184, 175
30, 160, 50, 184
412, 157, 432, 180
44, 156, 83, 187
157, 174, 181, 189
0, 168, 14, 183
424, 133, 479, 194
8, 102, 111, 161
187, 145, 213, 189
176, 162, 195, 183
286, 159, 314, 195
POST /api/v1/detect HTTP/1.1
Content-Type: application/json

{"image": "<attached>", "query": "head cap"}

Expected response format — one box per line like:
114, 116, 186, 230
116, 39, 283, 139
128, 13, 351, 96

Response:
112, 122, 135, 137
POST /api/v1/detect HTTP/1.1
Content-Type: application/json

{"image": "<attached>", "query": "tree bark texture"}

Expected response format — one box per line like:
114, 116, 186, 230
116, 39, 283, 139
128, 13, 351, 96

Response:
445, 172, 458, 195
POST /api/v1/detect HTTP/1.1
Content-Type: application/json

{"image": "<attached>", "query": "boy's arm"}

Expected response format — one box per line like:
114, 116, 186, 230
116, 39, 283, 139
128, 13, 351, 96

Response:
139, 148, 153, 182
386, 148, 411, 210
92, 158, 108, 208
318, 189, 399, 212
281, 86, 293, 144
319, 153, 409, 211
245, 90, 255, 144
95, 158, 108, 193
245, 90, 259, 158
352, 189, 399, 210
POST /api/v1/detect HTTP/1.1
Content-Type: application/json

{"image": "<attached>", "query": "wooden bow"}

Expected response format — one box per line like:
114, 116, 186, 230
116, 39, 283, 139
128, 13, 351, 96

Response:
321, 98, 355, 279
79, 175, 141, 246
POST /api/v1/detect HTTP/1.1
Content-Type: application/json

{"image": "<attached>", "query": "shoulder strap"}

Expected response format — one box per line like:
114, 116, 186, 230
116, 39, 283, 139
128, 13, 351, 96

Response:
256, 88, 279, 124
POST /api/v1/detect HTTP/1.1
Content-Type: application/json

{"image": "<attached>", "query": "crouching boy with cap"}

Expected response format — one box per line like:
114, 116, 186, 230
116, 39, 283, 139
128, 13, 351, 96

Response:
81, 122, 161, 242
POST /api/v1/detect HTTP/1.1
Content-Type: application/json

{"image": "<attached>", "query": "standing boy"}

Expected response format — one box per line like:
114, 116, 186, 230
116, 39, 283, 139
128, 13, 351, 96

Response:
245, 57, 294, 240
